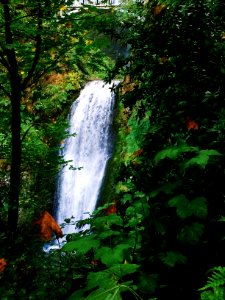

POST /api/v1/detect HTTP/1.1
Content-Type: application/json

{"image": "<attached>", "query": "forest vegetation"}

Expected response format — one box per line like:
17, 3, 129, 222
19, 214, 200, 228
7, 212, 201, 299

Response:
1, 0, 225, 299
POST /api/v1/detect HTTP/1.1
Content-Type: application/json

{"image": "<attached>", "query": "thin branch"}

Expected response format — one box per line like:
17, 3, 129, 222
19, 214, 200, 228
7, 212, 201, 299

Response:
21, 123, 34, 144
21, 2, 42, 90
22, 40, 80, 89
0, 8, 39, 30
0, 50, 10, 71
23, 63, 55, 89
0, 6, 114, 29
2, 2, 20, 75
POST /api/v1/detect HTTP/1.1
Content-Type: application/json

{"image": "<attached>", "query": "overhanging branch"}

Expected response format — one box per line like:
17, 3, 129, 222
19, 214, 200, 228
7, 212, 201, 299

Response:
22, 40, 82, 89
21, 123, 35, 144
0, 50, 10, 71
21, 2, 43, 90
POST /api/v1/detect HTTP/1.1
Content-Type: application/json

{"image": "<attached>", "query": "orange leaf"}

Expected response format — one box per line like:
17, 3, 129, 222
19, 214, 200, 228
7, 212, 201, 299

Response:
0, 258, 7, 273
154, 4, 167, 16
105, 200, 117, 216
133, 148, 143, 158
186, 117, 199, 130
91, 259, 98, 266
34, 211, 63, 241
159, 56, 168, 64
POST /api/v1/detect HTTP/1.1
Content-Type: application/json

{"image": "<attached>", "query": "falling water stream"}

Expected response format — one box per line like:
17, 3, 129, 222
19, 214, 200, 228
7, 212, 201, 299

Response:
54, 80, 118, 238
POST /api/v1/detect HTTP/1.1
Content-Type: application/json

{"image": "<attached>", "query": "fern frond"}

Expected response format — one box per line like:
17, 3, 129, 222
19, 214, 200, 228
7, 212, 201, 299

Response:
199, 266, 225, 291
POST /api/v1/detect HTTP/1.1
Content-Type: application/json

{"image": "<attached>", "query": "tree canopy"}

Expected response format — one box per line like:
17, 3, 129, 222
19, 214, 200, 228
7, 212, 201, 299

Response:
0, 0, 115, 245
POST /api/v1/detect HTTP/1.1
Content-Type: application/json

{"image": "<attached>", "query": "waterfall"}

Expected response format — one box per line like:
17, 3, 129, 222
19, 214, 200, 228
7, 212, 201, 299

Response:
54, 80, 118, 236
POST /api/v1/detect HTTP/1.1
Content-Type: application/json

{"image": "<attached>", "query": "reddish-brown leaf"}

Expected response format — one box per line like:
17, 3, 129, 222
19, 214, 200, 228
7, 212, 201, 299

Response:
186, 117, 199, 130
34, 211, 63, 241
91, 260, 98, 267
133, 148, 143, 158
0, 258, 7, 273
105, 200, 117, 216
154, 4, 167, 16
159, 56, 168, 64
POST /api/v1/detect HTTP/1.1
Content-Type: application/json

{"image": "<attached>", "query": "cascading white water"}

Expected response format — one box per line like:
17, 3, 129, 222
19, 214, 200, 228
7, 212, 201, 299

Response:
54, 80, 118, 236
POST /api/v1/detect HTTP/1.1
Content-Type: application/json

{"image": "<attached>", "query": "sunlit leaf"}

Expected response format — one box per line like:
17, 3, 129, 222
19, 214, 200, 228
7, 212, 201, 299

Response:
62, 234, 100, 253
154, 145, 198, 163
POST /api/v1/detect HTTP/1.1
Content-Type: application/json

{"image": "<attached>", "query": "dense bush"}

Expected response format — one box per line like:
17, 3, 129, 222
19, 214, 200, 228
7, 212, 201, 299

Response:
101, 0, 225, 298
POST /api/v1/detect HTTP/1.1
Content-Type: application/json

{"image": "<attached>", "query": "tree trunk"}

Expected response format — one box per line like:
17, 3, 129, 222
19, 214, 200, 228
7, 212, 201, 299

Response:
8, 78, 22, 244
2, 1, 22, 245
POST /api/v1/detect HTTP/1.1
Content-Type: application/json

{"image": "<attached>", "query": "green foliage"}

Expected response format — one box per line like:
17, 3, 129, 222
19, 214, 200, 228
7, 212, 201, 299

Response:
51, 0, 225, 298
177, 222, 205, 244
154, 144, 198, 163
183, 149, 222, 169
62, 234, 100, 254
126, 112, 150, 152
200, 267, 225, 291
104, 0, 225, 298
0, 1, 120, 298
0, 0, 118, 232
69, 284, 134, 300
200, 288, 225, 300
168, 195, 207, 219
95, 244, 131, 267
59, 203, 142, 300
159, 251, 187, 267
199, 267, 225, 300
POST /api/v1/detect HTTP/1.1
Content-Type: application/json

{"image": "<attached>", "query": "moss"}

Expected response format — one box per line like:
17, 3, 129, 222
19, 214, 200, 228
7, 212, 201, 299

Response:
97, 89, 128, 207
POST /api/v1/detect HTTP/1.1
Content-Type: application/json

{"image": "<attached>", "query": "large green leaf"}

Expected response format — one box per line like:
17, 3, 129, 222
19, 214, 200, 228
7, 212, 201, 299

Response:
168, 194, 192, 219
178, 222, 205, 244
67, 289, 85, 300
199, 266, 225, 291
67, 286, 122, 300
95, 244, 131, 267
138, 272, 158, 294
184, 149, 222, 169
92, 215, 123, 232
126, 114, 150, 151
191, 197, 208, 219
160, 251, 187, 267
154, 145, 198, 163
108, 263, 139, 277
86, 287, 122, 300
99, 230, 121, 240
150, 182, 181, 198
62, 234, 100, 253
85, 271, 126, 300
87, 271, 117, 291
168, 195, 207, 219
